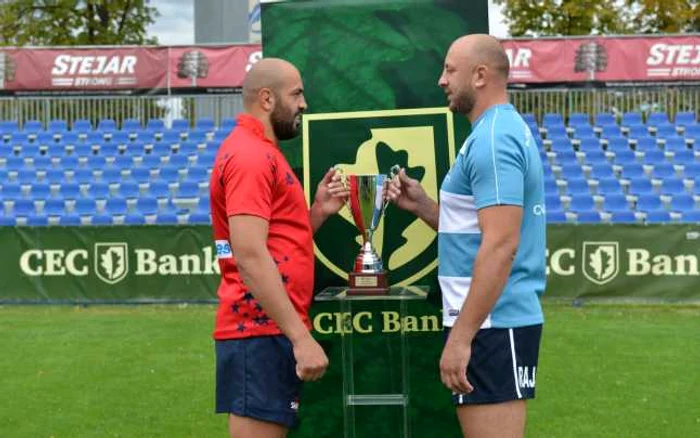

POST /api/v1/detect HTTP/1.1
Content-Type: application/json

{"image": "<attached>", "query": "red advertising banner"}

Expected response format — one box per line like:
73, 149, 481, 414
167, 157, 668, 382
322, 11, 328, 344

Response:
502, 35, 700, 84
169, 45, 262, 91
0, 44, 263, 95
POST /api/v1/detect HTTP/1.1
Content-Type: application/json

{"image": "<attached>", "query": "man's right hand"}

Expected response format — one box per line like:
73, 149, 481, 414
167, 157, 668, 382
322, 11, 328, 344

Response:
292, 334, 329, 381
387, 168, 428, 214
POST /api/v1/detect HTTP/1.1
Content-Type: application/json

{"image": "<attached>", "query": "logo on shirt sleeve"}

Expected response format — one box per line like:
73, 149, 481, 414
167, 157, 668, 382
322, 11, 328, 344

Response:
215, 240, 233, 259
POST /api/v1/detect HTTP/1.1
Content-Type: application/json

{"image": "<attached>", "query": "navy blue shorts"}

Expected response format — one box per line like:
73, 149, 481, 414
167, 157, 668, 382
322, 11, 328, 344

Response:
444, 324, 542, 405
215, 335, 302, 429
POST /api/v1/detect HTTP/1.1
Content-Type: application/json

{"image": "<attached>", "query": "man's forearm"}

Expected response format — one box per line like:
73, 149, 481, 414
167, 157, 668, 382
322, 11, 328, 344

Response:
414, 197, 439, 231
309, 202, 328, 234
237, 250, 310, 344
448, 243, 514, 343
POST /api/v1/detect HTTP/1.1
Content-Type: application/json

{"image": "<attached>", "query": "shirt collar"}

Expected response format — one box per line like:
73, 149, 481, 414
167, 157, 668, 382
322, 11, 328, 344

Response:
473, 103, 514, 130
236, 113, 277, 147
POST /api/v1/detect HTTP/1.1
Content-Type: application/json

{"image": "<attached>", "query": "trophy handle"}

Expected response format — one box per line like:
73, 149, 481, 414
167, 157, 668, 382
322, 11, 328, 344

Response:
382, 164, 401, 212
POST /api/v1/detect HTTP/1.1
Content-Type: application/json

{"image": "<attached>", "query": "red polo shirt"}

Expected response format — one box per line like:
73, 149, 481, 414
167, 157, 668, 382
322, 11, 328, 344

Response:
210, 114, 314, 340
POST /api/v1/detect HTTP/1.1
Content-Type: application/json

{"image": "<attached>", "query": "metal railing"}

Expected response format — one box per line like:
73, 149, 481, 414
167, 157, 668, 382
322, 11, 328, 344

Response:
0, 86, 697, 128
509, 86, 700, 123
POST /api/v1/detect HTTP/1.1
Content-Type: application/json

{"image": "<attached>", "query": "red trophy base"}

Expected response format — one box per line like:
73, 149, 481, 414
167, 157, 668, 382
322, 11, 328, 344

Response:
347, 271, 390, 295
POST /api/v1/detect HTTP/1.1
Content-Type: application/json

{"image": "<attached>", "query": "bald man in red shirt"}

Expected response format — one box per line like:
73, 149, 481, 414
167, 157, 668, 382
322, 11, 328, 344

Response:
210, 58, 347, 438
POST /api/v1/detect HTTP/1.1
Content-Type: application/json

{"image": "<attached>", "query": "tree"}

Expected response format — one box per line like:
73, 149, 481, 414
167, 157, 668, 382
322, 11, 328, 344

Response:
0, 0, 159, 46
493, 0, 698, 37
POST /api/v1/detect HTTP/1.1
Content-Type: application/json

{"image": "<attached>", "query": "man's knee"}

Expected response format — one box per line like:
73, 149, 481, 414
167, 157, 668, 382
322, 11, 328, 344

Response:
456, 399, 527, 438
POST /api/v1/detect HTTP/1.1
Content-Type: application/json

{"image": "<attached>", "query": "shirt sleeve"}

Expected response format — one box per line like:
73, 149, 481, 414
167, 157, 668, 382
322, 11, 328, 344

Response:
465, 130, 526, 210
222, 149, 276, 220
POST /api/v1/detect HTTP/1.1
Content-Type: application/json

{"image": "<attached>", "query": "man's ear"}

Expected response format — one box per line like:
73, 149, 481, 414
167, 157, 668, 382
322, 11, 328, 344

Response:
474, 64, 488, 89
259, 88, 275, 112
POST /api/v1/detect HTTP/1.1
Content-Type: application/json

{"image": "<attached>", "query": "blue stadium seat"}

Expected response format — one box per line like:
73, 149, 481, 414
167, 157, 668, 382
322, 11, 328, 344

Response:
663, 137, 688, 154
196, 118, 215, 131
32, 155, 51, 170
546, 210, 567, 223
1, 120, 18, 135
5, 156, 25, 170
673, 150, 695, 164
36, 131, 56, 147
126, 141, 146, 156
141, 154, 162, 170
568, 113, 590, 127
72, 119, 92, 133
601, 126, 622, 139
670, 194, 695, 212
130, 167, 151, 184
59, 213, 81, 226
577, 137, 601, 153
197, 152, 216, 167
17, 168, 37, 184
560, 163, 585, 179
590, 165, 615, 180
136, 196, 159, 215
87, 155, 107, 169
74, 198, 97, 216
98, 143, 118, 156
683, 163, 700, 178
187, 129, 208, 144
23, 120, 43, 134
1, 182, 21, 199
101, 168, 122, 184
651, 163, 675, 179
603, 194, 628, 211
628, 178, 653, 195
610, 211, 637, 223
20, 144, 40, 157
655, 124, 677, 139
544, 178, 559, 195
545, 194, 562, 211
86, 131, 104, 146
124, 212, 146, 225
155, 212, 179, 225
196, 196, 210, 212
621, 164, 645, 179
13, 199, 35, 216
627, 124, 649, 139
176, 181, 200, 198
660, 178, 685, 196
0, 215, 16, 226
645, 210, 670, 223
594, 113, 617, 127
546, 127, 568, 140
621, 112, 643, 127
167, 154, 189, 168
634, 137, 658, 153
30, 183, 51, 200
178, 141, 199, 156
583, 150, 607, 166
675, 111, 696, 126
88, 182, 110, 199
207, 139, 223, 153
576, 211, 601, 223
642, 150, 665, 164
682, 211, 700, 222
543, 113, 564, 127
220, 118, 236, 132
111, 131, 130, 146
45, 168, 65, 184
573, 125, 595, 139
569, 195, 595, 212
98, 119, 117, 133
647, 112, 669, 126
187, 165, 209, 182
171, 118, 190, 132
26, 214, 49, 226
148, 180, 170, 199
118, 181, 140, 198
59, 182, 80, 199
0, 168, 9, 181
44, 198, 66, 216
188, 211, 211, 224
637, 194, 662, 212
91, 214, 114, 226
61, 131, 80, 146
605, 136, 629, 151
73, 144, 93, 157
158, 165, 181, 182
122, 119, 141, 133
106, 197, 128, 216
146, 119, 165, 132
149, 145, 170, 157
161, 131, 181, 146
554, 150, 577, 165
682, 124, 700, 138
73, 168, 94, 184
112, 155, 134, 170
9, 132, 29, 146
48, 120, 67, 134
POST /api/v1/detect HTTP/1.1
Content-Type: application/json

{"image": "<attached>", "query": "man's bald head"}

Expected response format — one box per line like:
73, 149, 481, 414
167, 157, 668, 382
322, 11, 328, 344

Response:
448, 34, 510, 81
242, 58, 302, 110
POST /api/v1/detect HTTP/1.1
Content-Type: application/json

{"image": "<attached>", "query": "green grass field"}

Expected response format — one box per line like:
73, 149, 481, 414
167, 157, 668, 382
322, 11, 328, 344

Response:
1, 302, 699, 437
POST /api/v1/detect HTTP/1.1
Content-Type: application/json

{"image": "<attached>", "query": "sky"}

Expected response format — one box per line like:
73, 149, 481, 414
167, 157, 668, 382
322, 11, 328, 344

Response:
146, 0, 509, 45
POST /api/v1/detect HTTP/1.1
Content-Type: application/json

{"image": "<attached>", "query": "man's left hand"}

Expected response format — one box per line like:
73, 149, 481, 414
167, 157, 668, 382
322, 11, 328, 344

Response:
439, 336, 474, 395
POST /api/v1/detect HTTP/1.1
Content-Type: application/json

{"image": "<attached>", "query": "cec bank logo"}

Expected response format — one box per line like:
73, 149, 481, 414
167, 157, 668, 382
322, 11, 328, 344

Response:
94, 243, 129, 285
582, 241, 619, 285
302, 108, 456, 286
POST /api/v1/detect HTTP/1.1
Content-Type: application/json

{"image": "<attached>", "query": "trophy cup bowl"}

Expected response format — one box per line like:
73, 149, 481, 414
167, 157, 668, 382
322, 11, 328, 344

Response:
339, 166, 399, 295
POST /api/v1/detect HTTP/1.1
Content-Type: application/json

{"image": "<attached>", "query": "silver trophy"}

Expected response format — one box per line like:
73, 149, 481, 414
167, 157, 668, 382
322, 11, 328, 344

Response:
336, 165, 399, 295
